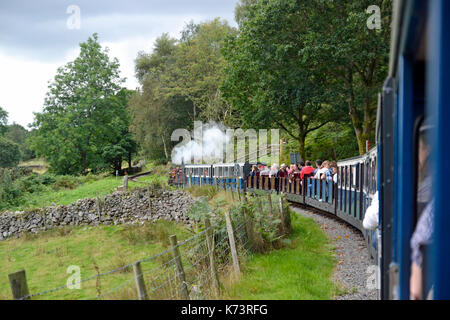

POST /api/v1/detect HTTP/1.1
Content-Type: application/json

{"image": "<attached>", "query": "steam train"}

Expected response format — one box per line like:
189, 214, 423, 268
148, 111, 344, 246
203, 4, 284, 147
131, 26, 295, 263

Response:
172, 0, 450, 300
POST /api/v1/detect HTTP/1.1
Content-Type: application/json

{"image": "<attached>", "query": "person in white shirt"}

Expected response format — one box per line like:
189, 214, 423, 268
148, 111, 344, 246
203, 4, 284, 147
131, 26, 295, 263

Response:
314, 160, 329, 180
363, 191, 379, 230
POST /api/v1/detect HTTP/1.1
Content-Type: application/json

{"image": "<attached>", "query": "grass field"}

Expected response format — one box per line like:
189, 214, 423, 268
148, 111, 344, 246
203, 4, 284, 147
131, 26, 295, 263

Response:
0, 220, 192, 300
222, 213, 341, 300
4, 164, 170, 212
0, 182, 340, 300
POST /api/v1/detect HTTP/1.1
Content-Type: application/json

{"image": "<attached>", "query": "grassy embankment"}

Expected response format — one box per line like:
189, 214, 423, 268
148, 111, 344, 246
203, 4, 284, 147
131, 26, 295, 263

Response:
223, 213, 344, 300
6, 161, 168, 212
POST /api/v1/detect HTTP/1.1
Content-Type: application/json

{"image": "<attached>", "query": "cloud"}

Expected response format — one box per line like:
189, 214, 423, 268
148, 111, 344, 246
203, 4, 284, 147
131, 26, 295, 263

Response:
0, 0, 239, 127
0, 1, 238, 61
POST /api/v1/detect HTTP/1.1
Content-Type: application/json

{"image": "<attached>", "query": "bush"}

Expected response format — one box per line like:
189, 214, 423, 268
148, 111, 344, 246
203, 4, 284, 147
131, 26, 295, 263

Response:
0, 170, 23, 209
52, 175, 80, 190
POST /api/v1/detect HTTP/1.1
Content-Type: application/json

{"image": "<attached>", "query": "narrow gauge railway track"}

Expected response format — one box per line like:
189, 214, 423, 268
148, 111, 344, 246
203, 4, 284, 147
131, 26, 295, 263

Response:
289, 203, 378, 300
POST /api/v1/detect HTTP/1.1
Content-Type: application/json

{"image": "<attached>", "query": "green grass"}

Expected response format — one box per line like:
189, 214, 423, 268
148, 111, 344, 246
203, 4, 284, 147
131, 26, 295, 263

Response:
3, 166, 170, 212
222, 213, 339, 300
0, 220, 191, 300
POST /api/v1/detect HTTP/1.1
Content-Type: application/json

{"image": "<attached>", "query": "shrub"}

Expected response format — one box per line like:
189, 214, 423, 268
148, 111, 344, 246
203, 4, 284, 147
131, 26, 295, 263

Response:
52, 175, 79, 190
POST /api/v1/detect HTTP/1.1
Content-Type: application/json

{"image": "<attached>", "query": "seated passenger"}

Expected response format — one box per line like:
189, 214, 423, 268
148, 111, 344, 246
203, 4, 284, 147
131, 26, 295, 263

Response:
315, 160, 329, 180
313, 160, 323, 176
332, 166, 338, 184
300, 161, 315, 180
260, 165, 270, 176
299, 161, 305, 171
410, 124, 434, 300
278, 164, 288, 178
292, 164, 301, 180
250, 165, 258, 177
269, 164, 279, 178
363, 191, 379, 230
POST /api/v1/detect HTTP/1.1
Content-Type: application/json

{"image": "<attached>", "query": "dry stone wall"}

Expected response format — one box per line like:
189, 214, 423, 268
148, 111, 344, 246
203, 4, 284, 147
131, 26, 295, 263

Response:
0, 189, 196, 241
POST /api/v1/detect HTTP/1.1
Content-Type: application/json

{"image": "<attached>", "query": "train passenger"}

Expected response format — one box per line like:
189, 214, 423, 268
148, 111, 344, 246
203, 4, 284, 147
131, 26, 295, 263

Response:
332, 166, 338, 184
315, 160, 329, 180
313, 160, 323, 176
292, 164, 301, 180
260, 165, 270, 176
300, 161, 315, 180
299, 161, 305, 171
269, 164, 279, 178
250, 165, 258, 177
287, 164, 294, 175
363, 191, 379, 230
278, 164, 288, 178
325, 163, 334, 182
410, 125, 434, 300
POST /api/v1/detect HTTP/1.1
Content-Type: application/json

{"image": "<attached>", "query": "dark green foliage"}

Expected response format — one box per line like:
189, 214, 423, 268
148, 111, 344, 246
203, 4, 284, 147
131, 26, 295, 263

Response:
3, 123, 35, 161
0, 106, 7, 136
29, 34, 137, 175
0, 137, 21, 168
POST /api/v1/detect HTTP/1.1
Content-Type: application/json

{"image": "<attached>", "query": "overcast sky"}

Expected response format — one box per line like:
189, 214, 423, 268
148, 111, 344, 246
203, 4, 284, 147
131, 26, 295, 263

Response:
0, 0, 239, 128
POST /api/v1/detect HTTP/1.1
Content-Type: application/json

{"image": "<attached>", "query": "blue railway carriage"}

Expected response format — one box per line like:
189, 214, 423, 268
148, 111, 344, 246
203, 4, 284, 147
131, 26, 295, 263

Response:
379, 0, 450, 300
174, 0, 450, 300
183, 163, 251, 190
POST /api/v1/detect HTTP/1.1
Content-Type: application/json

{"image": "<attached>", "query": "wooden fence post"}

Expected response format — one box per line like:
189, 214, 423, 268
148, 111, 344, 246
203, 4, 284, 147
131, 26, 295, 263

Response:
278, 197, 286, 233
9, 270, 30, 300
123, 175, 128, 191
133, 262, 148, 300
267, 193, 273, 216
231, 182, 235, 201
170, 235, 189, 300
205, 218, 220, 298
224, 212, 240, 278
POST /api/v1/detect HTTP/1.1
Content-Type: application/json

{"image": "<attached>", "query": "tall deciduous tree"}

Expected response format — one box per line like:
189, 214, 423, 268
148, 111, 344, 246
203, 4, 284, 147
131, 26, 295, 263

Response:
132, 34, 193, 162
222, 0, 345, 160
30, 34, 132, 175
301, 0, 391, 154
166, 19, 237, 125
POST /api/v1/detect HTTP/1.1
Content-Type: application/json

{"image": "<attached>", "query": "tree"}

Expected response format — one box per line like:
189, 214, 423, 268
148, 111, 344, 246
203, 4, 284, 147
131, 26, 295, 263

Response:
234, 0, 258, 26
132, 34, 193, 162
100, 89, 138, 172
0, 137, 21, 168
30, 34, 130, 175
300, 0, 391, 154
222, 0, 345, 160
4, 123, 35, 161
165, 19, 237, 125
0, 106, 8, 136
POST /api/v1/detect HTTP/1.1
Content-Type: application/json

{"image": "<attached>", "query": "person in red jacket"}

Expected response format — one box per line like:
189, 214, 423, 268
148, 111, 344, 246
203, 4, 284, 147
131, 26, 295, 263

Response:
300, 161, 315, 180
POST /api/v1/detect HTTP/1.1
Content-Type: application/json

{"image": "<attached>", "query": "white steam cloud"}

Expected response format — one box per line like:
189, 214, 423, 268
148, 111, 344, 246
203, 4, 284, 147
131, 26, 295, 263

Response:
171, 122, 230, 165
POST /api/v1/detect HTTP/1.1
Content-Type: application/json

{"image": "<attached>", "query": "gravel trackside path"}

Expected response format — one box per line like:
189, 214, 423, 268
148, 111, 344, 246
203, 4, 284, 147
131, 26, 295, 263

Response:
291, 206, 378, 300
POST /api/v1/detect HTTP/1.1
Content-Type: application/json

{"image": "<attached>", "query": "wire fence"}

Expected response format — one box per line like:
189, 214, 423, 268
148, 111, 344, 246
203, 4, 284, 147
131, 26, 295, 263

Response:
5, 190, 290, 300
